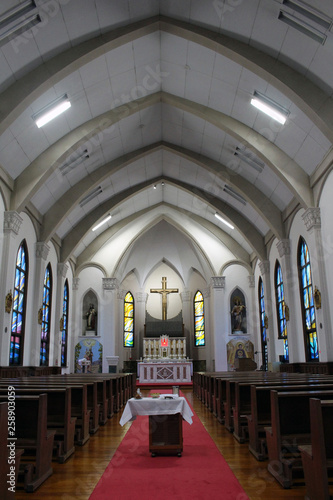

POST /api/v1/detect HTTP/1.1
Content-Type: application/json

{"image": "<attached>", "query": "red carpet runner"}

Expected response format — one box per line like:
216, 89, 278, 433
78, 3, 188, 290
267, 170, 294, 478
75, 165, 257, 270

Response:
89, 392, 249, 500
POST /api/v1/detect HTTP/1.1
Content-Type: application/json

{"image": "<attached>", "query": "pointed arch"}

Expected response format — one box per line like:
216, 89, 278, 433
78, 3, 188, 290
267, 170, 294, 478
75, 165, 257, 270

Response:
297, 237, 319, 361
124, 292, 134, 348
40, 263, 52, 366
10, 240, 29, 366
61, 279, 69, 367
274, 260, 289, 362
194, 290, 205, 347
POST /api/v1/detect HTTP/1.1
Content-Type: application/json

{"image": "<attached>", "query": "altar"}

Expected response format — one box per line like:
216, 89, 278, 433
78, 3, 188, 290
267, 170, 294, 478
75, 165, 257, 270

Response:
138, 361, 192, 383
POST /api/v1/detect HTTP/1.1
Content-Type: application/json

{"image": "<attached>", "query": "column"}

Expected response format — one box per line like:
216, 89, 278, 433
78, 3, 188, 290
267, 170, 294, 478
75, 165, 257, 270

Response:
102, 278, 118, 372
276, 239, 299, 363
0, 212, 23, 365
211, 277, 226, 371
180, 289, 191, 359
302, 208, 332, 360
136, 291, 148, 359
71, 277, 80, 371
259, 260, 276, 366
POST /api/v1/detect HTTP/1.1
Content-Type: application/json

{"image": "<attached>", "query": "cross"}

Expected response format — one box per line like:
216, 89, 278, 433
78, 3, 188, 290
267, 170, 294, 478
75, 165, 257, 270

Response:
150, 277, 179, 320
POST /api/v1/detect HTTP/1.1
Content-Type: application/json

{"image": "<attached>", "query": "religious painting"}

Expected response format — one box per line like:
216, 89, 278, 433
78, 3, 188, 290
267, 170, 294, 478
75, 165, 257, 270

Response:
230, 288, 247, 334
227, 339, 254, 371
75, 339, 102, 373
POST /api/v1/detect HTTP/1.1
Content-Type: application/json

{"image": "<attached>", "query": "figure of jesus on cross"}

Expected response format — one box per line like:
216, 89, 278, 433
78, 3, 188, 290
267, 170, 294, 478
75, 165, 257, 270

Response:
150, 276, 179, 320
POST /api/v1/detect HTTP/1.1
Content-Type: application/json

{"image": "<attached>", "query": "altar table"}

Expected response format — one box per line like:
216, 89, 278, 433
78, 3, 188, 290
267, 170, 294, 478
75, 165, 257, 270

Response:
119, 396, 193, 456
138, 361, 192, 384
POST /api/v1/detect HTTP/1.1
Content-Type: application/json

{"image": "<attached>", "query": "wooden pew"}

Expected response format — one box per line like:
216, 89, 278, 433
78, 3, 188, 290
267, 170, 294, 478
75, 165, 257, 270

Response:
1, 379, 91, 446
299, 398, 333, 500
265, 389, 333, 488
0, 402, 24, 499
233, 378, 333, 446
0, 386, 76, 463
0, 394, 55, 492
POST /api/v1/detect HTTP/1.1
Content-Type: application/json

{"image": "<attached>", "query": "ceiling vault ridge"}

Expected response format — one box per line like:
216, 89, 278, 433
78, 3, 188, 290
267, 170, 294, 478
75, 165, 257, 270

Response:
75, 203, 250, 270
0, 14, 332, 144
41, 139, 284, 243
60, 174, 266, 263
110, 213, 216, 283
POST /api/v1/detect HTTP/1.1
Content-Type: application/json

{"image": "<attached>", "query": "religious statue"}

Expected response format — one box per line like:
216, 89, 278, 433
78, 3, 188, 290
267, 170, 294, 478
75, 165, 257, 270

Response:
86, 304, 97, 330
231, 296, 246, 332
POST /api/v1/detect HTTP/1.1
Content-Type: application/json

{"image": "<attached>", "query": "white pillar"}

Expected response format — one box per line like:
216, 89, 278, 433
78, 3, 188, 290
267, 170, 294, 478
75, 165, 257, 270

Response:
211, 277, 227, 371
136, 291, 148, 359
102, 278, 118, 372
180, 289, 191, 358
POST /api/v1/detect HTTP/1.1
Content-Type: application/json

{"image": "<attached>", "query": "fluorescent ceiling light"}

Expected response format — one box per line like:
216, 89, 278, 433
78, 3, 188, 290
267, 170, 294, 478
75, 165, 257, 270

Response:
278, 11, 327, 44
59, 150, 89, 175
223, 185, 246, 205
282, 0, 331, 30
0, 1, 40, 47
0, 13, 40, 46
215, 213, 234, 230
80, 186, 102, 207
234, 147, 264, 173
33, 94, 71, 128
251, 91, 289, 125
92, 215, 111, 232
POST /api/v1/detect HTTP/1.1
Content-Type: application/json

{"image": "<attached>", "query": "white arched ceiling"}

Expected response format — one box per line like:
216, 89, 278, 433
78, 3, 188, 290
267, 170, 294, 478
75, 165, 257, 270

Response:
0, 1, 332, 277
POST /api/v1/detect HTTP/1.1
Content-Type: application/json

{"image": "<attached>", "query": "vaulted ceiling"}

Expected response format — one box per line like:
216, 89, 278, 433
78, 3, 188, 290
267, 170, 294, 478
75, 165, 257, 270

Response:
0, 0, 332, 281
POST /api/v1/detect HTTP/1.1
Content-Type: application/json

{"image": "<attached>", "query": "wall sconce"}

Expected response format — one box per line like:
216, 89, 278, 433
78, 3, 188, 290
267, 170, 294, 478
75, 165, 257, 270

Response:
5, 290, 13, 313
314, 286, 321, 309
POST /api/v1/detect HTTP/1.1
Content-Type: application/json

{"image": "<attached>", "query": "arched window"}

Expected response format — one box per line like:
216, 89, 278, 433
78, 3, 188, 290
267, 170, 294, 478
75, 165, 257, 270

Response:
194, 290, 205, 346
40, 264, 52, 366
258, 278, 268, 371
298, 237, 319, 361
61, 280, 69, 367
10, 241, 29, 366
124, 292, 134, 347
275, 261, 289, 362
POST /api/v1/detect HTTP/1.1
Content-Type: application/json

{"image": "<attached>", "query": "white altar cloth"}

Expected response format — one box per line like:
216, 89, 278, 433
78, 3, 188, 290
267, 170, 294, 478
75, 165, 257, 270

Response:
119, 397, 193, 426
138, 361, 192, 383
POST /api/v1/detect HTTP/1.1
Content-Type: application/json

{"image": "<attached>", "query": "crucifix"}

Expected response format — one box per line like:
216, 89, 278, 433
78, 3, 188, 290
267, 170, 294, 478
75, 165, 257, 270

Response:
150, 277, 179, 320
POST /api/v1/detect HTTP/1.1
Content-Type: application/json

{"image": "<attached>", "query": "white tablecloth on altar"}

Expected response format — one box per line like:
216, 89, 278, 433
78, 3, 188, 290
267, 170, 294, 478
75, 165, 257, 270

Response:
119, 397, 193, 426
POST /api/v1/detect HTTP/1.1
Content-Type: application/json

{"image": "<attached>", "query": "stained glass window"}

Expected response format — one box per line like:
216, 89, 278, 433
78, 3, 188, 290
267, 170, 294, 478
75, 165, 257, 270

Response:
61, 280, 69, 367
124, 292, 134, 347
10, 241, 28, 365
298, 238, 319, 361
40, 264, 52, 366
194, 291, 205, 346
275, 261, 289, 361
258, 278, 268, 370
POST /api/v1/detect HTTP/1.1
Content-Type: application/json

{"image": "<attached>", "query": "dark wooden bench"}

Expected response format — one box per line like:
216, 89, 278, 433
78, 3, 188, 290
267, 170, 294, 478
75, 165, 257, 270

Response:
299, 398, 333, 500
246, 381, 333, 460
232, 378, 333, 446
1, 379, 91, 446
0, 394, 55, 492
265, 389, 333, 488
0, 402, 24, 499
0, 386, 76, 463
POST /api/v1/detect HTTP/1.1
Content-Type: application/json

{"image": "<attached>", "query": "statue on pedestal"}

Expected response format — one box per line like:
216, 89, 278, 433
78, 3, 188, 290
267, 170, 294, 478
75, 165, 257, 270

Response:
86, 304, 97, 330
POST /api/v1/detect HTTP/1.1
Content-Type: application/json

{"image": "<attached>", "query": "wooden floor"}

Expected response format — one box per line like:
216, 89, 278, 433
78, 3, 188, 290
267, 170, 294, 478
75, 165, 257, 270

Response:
15, 388, 308, 500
